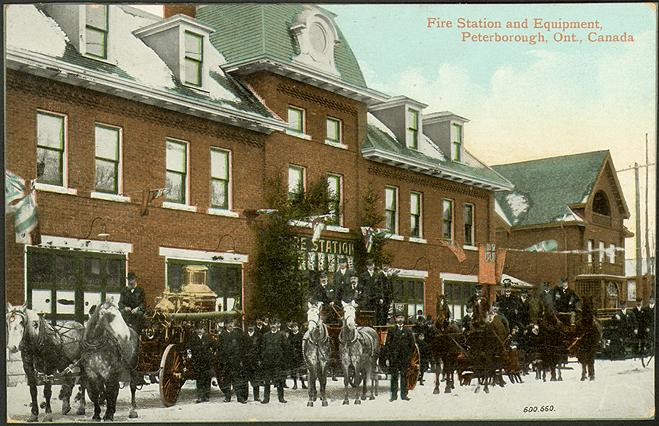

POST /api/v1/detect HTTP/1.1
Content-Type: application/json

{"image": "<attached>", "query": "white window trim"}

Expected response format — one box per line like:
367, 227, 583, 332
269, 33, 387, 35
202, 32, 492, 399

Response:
159, 246, 248, 264
325, 116, 343, 145
91, 191, 130, 203
396, 268, 428, 279
442, 198, 455, 241
385, 186, 399, 235
410, 191, 423, 239
587, 240, 594, 263
451, 122, 464, 162
325, 139, 349, 150
440, 272, 478, 283
405, 107, 420, 150
598, 241, 605, 263
37, 109, 70, 191
287, 106, 307, 135
463, 245, 478, 251
408, 237, 427, 244
608, 243, 616, 264
79, 5, 113, 64
207, 208, 239, 218
327, 172, 344, 227
162, 201, 197, 212
94, 122, 123, 196
464, 202, 475, 247
180, 29, 205, 89
166, 138, 191, 206
285, 128, 312, 140
35, 183, 77, 196
384, 233, 405, 241
288, 164, 307, 195
210, 147, 232, 210
38, 234, 133, 254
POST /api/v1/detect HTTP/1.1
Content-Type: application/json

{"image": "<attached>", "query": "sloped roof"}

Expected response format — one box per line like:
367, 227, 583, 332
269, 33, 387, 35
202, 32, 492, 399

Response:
5, 5, 278, 124
363, 114, 513, 190
492, 150, 610, 227
196, 4, 367, 89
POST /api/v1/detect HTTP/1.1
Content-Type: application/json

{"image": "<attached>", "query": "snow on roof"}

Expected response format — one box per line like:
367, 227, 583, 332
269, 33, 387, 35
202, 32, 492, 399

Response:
204, 43, 239, 103
6, 5, 68, 57
505, 192, 529, 223
418, 135, 446, 161
367, 113, 396, 140
495, 199, 512, 226
114, 7, 176, 89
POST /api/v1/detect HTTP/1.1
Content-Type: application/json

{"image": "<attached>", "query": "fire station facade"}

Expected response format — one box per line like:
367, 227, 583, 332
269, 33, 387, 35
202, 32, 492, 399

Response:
5, 4, 513, 324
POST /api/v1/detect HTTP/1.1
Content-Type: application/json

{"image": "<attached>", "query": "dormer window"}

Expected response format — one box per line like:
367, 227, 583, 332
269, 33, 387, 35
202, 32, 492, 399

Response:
451, 123, 463, 161
407, 109, 419, 150
85, 5, 109, 59
184, 31, 203, 86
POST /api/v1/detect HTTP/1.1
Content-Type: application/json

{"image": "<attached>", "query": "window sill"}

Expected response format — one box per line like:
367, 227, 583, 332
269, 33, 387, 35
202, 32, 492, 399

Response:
326, 224, 350, 233
162, 202, 197, 213
207, 208, 239, 218
384, 233, 405, 241
324, 140, 348, 150
35, 183, 77, 196
91, 191, 131, 203
463, 245, 478, 251
408, 237, 427, 244
285, 129, 312, 140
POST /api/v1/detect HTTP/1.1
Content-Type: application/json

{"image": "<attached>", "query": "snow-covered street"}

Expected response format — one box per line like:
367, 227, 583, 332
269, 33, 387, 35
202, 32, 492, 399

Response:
6, 357, 654, 422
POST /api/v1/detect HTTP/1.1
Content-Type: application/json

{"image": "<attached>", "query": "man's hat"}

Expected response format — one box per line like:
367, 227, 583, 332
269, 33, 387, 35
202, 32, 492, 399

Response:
636, 298, 643, 303
319, 271, 328, 279
338, 256, 347, 264
502, 280, 511, 289
127, 272, 137, 280
560, 277, 568, 285
542, 281, 550, 288
475, 284, 483, 290
366, 259, 375, 267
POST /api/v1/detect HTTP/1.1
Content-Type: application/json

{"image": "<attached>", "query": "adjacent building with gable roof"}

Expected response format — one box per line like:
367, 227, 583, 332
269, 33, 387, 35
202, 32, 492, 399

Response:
493, 150, 632, 309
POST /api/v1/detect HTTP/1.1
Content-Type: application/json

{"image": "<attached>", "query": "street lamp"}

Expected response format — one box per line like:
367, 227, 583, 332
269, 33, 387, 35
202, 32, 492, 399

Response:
85, 217, 110, 239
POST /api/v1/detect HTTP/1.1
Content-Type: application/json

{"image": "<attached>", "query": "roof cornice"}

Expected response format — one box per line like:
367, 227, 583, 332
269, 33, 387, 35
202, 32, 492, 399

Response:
423, 111, 470, 124
133, 13, 215, 38
7, 48, 286, 134
361, 146, 513, 191
370, 95, 427, 111
221, 57, 390, 106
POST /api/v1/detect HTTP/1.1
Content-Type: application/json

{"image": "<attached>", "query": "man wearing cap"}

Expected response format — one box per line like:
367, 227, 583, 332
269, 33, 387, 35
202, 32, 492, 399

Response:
552, 278, 579, 314
310, 272, 336, 311
383, 313, 415, 401
119, 272, 145, 333
517, 289, 531, 328
244, 321, 262, 401
334, 257, 354, 297
187, 323, 215, 403
338, 275, 364, 305
287, 321, 306, 390
260, 319, 289, 404
360, 260, 384, 314
630, 298, 649, 356
540, 282, 555, 316
496, 283, 519, 329
218, 319, 247, 403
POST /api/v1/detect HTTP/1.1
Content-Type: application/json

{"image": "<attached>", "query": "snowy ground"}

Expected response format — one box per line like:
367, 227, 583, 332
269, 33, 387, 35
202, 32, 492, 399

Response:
6, 358, 654, 422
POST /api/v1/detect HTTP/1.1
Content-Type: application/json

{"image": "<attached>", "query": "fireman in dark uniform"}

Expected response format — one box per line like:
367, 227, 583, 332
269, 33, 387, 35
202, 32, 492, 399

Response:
287, 321, 306, 390
383, 313, 416, 401
118, 272, 145, 333
244, 322, 262, 401
337, 274, 364, 306
378, 264, 396, 326
552, 278, 580, 314
496, 282, 520, 329
415, 332, 432, 386
360, 260, 384, 312
260, 319, 289, 404
310, 272, 337, 323
218, 319, 247, 403
187, 323, 215, 403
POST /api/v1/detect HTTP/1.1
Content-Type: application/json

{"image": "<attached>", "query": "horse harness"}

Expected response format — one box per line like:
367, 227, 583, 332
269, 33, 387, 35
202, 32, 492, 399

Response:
81, 325, 138, 373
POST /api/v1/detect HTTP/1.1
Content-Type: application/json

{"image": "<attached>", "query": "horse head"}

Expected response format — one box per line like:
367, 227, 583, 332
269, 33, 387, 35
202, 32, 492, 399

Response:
6, 303, 34, 353
307, 302, 322, 331
87, 297, 131, 343
341, 301, 357, 329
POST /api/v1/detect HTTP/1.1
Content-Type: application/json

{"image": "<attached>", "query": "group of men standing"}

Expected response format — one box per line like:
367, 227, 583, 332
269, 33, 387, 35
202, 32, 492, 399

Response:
309, 257, 396, 326
605, 297, 655, 358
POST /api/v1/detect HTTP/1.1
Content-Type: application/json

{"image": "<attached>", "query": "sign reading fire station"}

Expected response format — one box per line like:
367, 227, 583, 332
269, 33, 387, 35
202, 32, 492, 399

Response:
295, 236, 355, 272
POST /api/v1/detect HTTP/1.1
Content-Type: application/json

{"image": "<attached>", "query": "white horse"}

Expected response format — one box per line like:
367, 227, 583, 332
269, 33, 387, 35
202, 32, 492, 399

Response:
303, 302, 331, 407
338, 301, 380, 405
6, 303, 86, 422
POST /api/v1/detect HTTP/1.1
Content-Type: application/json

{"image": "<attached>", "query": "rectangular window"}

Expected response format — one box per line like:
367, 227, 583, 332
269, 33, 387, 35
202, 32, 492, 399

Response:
410, 192, 422, 238
627, 280, 636, 301
288, 165, 305, 199
385, 186, 398, 234
464, 203, 474, 246
184, 31, 203, 86
37, 111, 66, 186
210, 148, 230, 209
407, 109, 419, 149
392, 278, 425, 322
442, 199, 454, 240
287, 106, 305, 133
444, 281, 477, 321
451, 123, 463, 161
94, 124, 120, 194
598, 241, 605, 263
587, 240, 594, 263
608, 243, 616, 264
327, 174, 343, 226
85, 5, 108, 59
326, 117, 341, 143
165, 139, 188, 204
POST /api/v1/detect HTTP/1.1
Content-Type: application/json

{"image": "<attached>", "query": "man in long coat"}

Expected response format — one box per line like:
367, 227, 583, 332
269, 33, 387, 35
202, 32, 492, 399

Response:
218, 320, 247, 403
287, 321, 306, 390
383, 313, 416, 401
310, 272, 337, 323
260, 319, 289, 404
187, 324, 215, 403
333, 256, 353, 293
118, 272, 145, 333
337, 275, 363, 305
552, 278, 580, 314
244, 322, 262, 401
359, 260, 384, 312
377, 264, 396, 326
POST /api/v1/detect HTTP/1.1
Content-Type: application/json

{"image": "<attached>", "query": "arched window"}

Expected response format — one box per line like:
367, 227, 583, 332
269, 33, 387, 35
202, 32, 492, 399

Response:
592, 191, 610, 216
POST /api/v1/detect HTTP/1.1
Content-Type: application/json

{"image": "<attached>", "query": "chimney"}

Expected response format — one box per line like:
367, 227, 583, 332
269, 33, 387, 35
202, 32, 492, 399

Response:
164, 4, 196, 19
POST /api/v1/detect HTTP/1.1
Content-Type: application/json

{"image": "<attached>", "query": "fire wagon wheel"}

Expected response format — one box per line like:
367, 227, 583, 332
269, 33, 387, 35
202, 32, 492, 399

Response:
159, 344, 184, 407
406, 343, 420, 391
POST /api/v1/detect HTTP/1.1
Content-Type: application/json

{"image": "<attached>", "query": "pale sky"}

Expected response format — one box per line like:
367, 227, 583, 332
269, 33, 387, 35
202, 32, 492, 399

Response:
136, 3, 656, 260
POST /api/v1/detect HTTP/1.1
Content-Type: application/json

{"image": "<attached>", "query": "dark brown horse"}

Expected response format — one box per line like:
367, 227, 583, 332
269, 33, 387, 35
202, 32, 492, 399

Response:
81, 298, 140, 421
6, 303, 86, 422
430, 295, 464, 394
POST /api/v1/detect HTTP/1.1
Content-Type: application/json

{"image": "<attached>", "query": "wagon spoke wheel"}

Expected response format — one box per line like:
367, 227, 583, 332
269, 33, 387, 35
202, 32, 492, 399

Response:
159, 344, 184, 407
406, 343, 420, 391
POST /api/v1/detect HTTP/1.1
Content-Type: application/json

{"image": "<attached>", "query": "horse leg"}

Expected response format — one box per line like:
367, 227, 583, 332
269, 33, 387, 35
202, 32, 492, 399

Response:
86, 382, 102, 421
42, 382, 53, 422
103, 380, 118, 421
433, 364, 441, 394
129, 379, 138, 418
59, 382, 72, 415
444, 368, 452, 394
307, 369, 315, 407
320, 366, 328, 407
342, 364, 350, 405
27, 379, 39, 422
588, 358, 595, 381
354, 370, 362, 404
76, 383, 86, 416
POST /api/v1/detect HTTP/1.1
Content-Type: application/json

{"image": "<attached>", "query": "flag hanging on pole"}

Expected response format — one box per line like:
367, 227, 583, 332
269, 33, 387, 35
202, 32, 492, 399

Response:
495, 247, 507, 282
478, 243, 496, 284
439, 239, 467, 263
310, 215, 328, 243
14, 186, 38, 244
5, 170, 26, 213
360, 226, 387, 254
141, 187, 167, 216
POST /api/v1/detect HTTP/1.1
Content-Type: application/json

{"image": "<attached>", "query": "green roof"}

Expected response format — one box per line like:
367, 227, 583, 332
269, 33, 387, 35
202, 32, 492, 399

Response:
197, 4, 367, 88
492, 151, 610, 227
363, 122, 513, 190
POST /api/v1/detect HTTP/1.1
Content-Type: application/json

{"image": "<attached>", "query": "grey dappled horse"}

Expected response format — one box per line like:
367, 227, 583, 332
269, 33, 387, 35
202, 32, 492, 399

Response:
303, 302, 331, 407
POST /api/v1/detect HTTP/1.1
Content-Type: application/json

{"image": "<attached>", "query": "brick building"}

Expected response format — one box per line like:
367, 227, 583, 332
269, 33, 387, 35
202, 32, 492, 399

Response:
4, 4, 513, 324
493, 151, 632, 309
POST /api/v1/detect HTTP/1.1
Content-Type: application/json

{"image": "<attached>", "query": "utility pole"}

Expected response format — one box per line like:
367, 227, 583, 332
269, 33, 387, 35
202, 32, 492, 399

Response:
645, 134, 653, 300
635, 162, 642, 297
